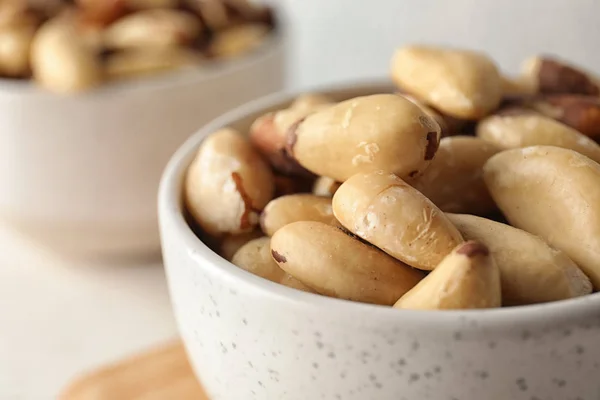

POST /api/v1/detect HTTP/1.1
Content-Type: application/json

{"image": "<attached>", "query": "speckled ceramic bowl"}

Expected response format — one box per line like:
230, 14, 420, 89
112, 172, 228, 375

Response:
158, 82, 600, 400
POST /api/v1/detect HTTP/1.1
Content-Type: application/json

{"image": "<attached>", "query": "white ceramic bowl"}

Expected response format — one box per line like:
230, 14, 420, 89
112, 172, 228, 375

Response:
159, 82, 600, 400
0, 31, 285, 259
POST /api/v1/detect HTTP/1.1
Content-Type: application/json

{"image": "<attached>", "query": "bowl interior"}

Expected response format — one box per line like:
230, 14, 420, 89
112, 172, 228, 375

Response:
159, 80, 600, 329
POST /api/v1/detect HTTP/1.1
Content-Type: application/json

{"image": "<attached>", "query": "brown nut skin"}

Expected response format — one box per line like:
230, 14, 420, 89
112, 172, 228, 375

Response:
501, 74, 536, 97
270, 221, 424, 305
391, 46, 502, 119
76, 0, 126, 26
105, 46, 203, 80
527, 95, 600, 139
104, 9, 202, 49
332, 171, 464, 271
476, 109, 600, 164
273, 174, 313, 197
483, 145, 600, 289
260, 194, 338, 236
520, 56, 600, 95
125, 0, 179, 10
408, 136, 500, 215
288, 94, 441, 182
393, 241, 501, 310
249, 107, 320, 176
219, 229, 263, 261
447, 213, 592, 306
0, 22, 35, 77
185, 128, 274, 237
31, 15, 103, 94
312, 176, 341, 198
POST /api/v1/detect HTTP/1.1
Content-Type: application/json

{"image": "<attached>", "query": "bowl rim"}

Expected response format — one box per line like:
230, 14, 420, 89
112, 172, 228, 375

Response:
159, 79, 600, 329
0, 23, 285, 97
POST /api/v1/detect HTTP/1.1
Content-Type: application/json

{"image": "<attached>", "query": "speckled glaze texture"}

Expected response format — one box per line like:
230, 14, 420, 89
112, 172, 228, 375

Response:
159, 83, 600, 400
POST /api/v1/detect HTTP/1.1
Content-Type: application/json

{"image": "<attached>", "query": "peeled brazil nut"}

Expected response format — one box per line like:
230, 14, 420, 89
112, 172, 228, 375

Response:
391, 45, 502, 119
185, 128, 274, 237
394, 241, 501, 310
520, 56, 600, 95
0, 22, 35, 77
219, 229, 263, 261
312, 176, 341, 198
287, 94, 441, 182
476, 109, 600, 164
105, 46, 203, 80
104, 9, 202, 49
447, 213, 592, 305
231, 237, 314, 293
332, 171, 464, 271
260, 194, 338, 236
408, 136, 500, 215
31, 16, 103, 93
527, 95, 600, 138
483, 146, 600, 288
270, 221, 424, 305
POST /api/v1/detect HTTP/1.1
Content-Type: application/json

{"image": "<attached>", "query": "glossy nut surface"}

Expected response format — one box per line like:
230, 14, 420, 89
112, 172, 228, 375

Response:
484, 145, 600, 289
391, 45, 502, 119
394, 241, 501, 310
477, 110, 600, 164
185, 128, 274, 237
447, 213, 592, 305
332, 171, 463, 270
408, 136, 499, 215
288, 94, 441, 182
260, 194, 338, 237
270, 221, 424, 305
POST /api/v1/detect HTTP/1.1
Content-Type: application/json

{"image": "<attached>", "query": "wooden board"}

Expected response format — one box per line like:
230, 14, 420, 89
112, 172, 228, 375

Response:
60, 340, 209, 400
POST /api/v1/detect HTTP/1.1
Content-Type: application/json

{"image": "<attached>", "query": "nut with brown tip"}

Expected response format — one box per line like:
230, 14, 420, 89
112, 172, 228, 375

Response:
520, 56, 600, 95
393, 240, 501, 310
270, 221, 424, 305
185, 128, 274, 237
447, 213, 592, 306
288, 94, 441, 182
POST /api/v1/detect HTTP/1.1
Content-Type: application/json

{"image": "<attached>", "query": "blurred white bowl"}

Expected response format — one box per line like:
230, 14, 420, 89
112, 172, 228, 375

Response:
0, 32, 285, 259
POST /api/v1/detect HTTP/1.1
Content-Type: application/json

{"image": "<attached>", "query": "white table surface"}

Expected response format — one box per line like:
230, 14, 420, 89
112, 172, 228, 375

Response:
0, 225, 179, 400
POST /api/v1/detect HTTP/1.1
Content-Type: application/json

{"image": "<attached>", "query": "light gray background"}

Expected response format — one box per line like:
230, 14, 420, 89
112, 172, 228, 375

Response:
276, 0, 600, 89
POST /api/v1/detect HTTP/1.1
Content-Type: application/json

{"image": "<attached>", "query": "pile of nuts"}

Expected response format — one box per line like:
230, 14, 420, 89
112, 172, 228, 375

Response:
0, 0, 275, 93
184, 45, 600, 310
